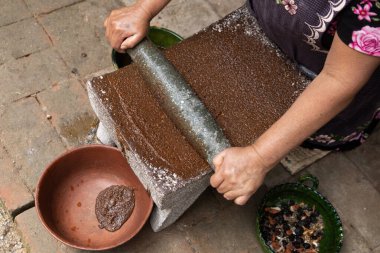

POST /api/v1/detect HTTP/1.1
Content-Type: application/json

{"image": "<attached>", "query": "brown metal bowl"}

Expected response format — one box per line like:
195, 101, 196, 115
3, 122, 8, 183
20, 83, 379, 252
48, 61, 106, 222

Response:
35, 145, 153, 251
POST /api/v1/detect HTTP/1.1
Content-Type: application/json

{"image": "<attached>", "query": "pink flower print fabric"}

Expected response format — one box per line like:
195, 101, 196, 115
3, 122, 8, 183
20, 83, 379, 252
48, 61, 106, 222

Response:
274, 0, 298, 16
353, 3, 377, 21
335, 0, 380, 57
349, 26, 380, 56
282, 0, 298, 15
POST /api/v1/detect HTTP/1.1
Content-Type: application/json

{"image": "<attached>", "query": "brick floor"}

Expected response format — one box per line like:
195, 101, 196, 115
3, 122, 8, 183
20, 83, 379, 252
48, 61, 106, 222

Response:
24, 0, 83, 15
15, 208, 60, 253
0, 19, 50, 65
344, 128, 380, 193
0, 48, 69, 104
0, 0, 379, 252
306, 144, 380, 249
112, 223, 194, 253
0, 146, 34, 215
176, 187, 265, 253
150, 0, 221, 38
0, 0, 31, 27
340, 221, 373, 253
38, 0, 122, 77
37, 78, 98, 148
0, 98, 66, 191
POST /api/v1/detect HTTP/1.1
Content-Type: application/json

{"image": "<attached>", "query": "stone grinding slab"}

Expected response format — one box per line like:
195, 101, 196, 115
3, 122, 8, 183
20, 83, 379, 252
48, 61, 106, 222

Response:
87, 6, 310, 229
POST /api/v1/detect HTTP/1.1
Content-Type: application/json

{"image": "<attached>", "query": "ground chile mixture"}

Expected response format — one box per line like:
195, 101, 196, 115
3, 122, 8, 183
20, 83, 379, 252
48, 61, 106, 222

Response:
260, 200, 324, 253
95, 185, 135, 232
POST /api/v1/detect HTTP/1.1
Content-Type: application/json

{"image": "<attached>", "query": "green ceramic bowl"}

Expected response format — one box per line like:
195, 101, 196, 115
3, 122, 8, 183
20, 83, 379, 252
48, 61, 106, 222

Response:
256, 174, 343, 253
112, 26, 183, 69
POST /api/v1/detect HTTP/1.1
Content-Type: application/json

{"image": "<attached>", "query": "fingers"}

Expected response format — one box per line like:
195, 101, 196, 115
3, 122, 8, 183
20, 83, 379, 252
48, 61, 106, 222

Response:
223, 189, 247, 200
210, 171, 224, 189
210, 146, 265, 206
104, 18, 130, 50
213, 149, 226, 172
105, 18, 110, 42
216, 177, 237, 194
104, 7, 146, 51
103, 17, 108, 28
111, 33, 129, 52
216, 181, 229, 194
120, 33, 144, 50
223, 191, 251, 205
106, 24, 146, 51
210, 150, 227, 188
234, 195, 250, 205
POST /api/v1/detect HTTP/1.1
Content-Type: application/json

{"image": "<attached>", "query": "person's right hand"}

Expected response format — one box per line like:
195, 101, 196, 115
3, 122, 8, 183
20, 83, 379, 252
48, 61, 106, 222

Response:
104, 4, 151, 53
210, 145, 270, 205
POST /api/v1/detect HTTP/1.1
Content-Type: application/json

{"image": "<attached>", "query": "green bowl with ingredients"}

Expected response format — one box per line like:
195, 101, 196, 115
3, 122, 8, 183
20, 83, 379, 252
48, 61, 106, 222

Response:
112, 26, 183, 69
256, 174, 343, 253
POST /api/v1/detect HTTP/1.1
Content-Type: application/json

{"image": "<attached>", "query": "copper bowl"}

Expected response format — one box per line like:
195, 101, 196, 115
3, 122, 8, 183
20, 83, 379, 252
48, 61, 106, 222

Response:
35, 145, 153, 251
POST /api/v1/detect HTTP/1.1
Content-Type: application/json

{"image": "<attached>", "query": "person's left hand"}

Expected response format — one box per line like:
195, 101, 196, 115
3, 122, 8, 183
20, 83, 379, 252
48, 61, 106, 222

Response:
210, 146, 270, 205
103, 5, 151, 53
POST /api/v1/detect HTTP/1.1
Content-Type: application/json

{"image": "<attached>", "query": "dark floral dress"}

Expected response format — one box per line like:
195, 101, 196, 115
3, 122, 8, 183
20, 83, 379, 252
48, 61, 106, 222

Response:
248, 0, 380, 150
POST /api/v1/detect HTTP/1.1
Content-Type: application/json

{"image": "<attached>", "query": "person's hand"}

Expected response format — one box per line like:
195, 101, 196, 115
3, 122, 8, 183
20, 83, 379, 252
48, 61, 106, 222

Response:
104, 4, 151, 52
210, 145, 271, 205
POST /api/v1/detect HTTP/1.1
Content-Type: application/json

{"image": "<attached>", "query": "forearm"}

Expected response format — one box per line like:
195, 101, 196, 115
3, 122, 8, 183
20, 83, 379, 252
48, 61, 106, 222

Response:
137, 0, 171, 20
251, 34, 380, 170
210, 71, 367, 205
210, 29, 379, 206
252, 71, 358, 169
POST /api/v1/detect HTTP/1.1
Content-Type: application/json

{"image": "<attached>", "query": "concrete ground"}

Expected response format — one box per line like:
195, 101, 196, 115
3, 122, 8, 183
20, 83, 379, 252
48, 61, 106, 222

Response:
0, 0, 379, 252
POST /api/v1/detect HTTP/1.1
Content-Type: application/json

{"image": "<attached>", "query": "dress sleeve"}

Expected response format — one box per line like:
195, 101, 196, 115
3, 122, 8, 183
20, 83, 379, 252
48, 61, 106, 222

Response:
337, 0, 380, 57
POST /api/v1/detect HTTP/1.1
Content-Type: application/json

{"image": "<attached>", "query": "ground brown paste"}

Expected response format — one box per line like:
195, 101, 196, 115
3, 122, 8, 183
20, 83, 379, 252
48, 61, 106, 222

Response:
95, 185, 135, 232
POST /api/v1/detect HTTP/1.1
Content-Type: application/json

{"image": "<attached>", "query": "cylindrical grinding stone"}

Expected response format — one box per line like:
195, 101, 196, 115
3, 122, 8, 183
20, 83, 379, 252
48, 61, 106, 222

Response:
127, 39, 230, 166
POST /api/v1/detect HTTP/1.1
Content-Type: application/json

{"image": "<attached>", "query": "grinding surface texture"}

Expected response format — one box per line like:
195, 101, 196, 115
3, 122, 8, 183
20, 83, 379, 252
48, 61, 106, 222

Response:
89, 7, 309, 180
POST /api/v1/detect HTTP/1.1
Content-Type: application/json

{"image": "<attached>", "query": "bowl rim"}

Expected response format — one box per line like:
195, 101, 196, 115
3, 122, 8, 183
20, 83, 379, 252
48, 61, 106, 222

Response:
255, 174, 344, 253
148, 26, 183, 41
35, 144, 153, 251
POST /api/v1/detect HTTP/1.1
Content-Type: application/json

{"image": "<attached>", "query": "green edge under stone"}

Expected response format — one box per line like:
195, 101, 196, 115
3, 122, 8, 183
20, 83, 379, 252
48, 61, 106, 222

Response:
148, 26, 183, 49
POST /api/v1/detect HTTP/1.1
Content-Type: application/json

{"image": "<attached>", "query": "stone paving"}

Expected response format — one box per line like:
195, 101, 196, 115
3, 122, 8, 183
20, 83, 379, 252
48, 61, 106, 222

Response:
0, 0, 379, 252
